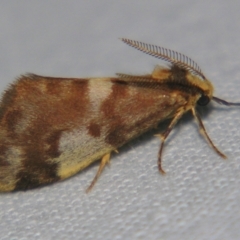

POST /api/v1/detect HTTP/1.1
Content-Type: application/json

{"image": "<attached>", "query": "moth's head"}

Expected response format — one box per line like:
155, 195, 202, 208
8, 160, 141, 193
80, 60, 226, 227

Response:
197, 77, 240, 107
196, 78, 214, 107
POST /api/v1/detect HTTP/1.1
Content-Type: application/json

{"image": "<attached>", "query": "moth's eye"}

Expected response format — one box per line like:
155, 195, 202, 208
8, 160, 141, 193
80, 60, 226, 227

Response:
197, 95, 210, 106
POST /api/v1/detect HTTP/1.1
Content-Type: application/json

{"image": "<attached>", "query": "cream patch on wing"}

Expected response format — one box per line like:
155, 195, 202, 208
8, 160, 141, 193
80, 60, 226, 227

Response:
5, 146, 24, 166
58, 127, 92, 153
0, 146, 24, 182
88, 78, 113, 113
56, 126, 113, 179
58, 126, 109, 153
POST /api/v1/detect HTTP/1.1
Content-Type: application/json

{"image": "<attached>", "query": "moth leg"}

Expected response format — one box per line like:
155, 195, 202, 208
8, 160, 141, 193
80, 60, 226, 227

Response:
191, 108, 226, 158
86, 152, 111, 193
157, 110, 184, 174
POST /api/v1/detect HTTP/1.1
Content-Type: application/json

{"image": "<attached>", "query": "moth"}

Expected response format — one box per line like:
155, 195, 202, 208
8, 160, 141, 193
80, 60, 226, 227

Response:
0, 38, 239, 192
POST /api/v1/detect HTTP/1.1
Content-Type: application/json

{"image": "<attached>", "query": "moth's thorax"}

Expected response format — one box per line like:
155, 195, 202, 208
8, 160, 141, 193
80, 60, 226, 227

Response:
152, 65, 214, 101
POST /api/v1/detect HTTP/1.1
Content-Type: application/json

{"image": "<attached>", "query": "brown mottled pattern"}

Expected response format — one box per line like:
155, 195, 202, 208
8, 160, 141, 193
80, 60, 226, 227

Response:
102, 80, 188, 147
15, 148, 59, 190
5, 109, 23, 133
0, 145, 10, 167
101, 82, 129, 116
0, 75, 91, 190
87, 122, 101, 137
45, 129, 66, 158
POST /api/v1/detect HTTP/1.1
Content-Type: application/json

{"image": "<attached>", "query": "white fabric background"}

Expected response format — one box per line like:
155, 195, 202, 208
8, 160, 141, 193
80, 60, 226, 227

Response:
0, 1, 239, 240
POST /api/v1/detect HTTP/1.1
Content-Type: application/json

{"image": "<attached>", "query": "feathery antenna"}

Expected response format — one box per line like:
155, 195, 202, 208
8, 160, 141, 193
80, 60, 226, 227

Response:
121, 38, 206, 79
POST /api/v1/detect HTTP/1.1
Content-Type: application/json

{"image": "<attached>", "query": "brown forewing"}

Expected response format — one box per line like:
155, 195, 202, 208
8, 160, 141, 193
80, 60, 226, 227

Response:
0, 74, 188, 190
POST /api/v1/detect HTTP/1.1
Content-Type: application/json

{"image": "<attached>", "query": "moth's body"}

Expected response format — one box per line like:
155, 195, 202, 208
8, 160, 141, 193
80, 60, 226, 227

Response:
0, 39, 238, 192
